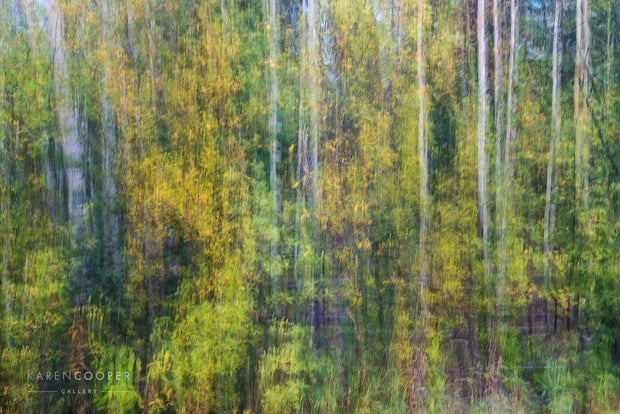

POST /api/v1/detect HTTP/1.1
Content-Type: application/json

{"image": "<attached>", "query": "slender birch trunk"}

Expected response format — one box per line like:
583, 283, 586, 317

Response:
575, 0, 583, 206
0, 16, 9, 346
414, 0, 429, 397
297, 0, 321, 346
417, 0, 429, 323
477, 0, 490, 292
1, 218, 8, 348
294, 112, 303, 269
574, 0, 590, 328
1, 131, 10, 349
618, 1, 620, 36
307, 0, 320, 208
268, 0, 279, 293
493, 0, 502, 225
575, 0, 589, 208
544, 0, 561, 292
295, 0, 309, 274
100, 0, 121, 289
49, 0, 85, 240
573, 0, 583, 331
500, 0, 517, 284
605, 2, 613, 108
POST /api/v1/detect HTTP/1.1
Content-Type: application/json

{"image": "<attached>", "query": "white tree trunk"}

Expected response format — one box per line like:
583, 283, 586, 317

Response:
307, 0, 320, 208
493, 0, 502, 225
574, 0, 591, 328
499, 0, 517, 283
48, 0, 85, 242
100, 0, 121, 281
414, 0, 430, 397
269, 0, 279, 292
1, 136, 9, 348
544, 0, 561, 288
0, 6, 10, 346
417, 0, 429, 320
477, 0, 490, 284
575, 0, 590, 208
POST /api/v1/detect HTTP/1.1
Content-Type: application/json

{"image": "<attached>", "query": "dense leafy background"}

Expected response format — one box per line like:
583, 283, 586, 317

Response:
1, 0, 619, 412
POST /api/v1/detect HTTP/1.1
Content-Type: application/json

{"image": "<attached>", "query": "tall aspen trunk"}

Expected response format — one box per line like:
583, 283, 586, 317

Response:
616, 0, 620, 37
0, 16, 9, 346
417, 0, 429, 327
573, 0, 582, 331
294, 112, 303, 269
499, 0, 517, 284
574, 0, 590, 328
544, 0, 561, 295
414, 0, 429, 397
100, 0, 121, 291
268, 0, 279, 294
605, 2, 613, 108
493, 0, 502, 227
574, 0, 583, 205
1, 210, 9, 348
143, 2, 160, 325
49, 0, 85, 241
302, 0, 321, 348
1, 119, 9, 349
50, 0, 89, 309
574, 0, 590, 207
477, 0, 490, 305
489, 0, 504, 387
307, 0, 320, 208
298, 0, 321, 346
390, 0, 401, 51
295, 0, 309, 273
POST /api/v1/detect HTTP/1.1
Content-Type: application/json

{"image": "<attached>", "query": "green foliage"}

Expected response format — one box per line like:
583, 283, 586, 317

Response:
92, 346, 142, 413
259, 323, 314, 413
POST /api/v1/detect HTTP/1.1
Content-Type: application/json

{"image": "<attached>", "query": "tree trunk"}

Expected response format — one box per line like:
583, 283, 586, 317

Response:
605, 2, 613, 108
49, 0, 85, 241
0, 38, 10, 347
415, 0, 429, 397
574, 0, 589, 208
575, 0, 583, 205
307, 0, 320, 208
417, 0, 429, 323
1, 165, 9, 348
574, 0, 590, 329
500, 0, 517, 284
477, 0, 490, 299
493, 0, 502, 229
268, 0, 279, 294
618, 0, 620, 35
295, 111, 304, 269
544, 0, 561, 294
100, 0, 121, 296
295, 0, 309, 275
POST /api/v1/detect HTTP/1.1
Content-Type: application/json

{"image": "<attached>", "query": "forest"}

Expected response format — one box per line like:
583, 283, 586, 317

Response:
0, 0, 619, 412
